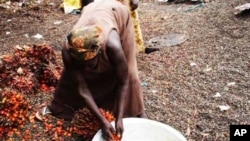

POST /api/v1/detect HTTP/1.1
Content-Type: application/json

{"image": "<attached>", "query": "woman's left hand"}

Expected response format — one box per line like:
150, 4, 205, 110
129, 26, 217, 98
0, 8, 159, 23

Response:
115, 118, 124, 139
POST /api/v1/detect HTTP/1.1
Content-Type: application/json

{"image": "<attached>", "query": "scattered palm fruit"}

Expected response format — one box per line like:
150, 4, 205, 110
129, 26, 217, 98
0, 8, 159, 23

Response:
71, 108, 120, 141
113, 133, 121, 141
0, 44, 121, 141
40, 116, 72, 140
0, 89, 32, 139
0, 44, 63, 93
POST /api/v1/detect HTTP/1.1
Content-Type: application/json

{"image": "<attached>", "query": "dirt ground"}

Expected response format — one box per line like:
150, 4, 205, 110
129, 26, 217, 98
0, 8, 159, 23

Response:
0, 0, 250, 140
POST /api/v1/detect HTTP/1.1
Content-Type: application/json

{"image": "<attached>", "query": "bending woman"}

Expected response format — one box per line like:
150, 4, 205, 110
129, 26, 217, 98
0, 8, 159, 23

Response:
40, 0, 147, 140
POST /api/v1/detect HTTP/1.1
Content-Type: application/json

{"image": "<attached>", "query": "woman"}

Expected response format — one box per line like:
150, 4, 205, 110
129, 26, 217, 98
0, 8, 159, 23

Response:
39, 0, 147, 140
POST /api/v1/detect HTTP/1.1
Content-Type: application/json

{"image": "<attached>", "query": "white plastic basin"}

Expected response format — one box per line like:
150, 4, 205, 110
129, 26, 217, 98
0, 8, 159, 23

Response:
92, 118, 187, 141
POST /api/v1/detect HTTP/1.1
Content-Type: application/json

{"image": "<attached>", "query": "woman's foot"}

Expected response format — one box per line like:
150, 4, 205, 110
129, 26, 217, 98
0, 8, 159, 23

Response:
35, 106, 52, 121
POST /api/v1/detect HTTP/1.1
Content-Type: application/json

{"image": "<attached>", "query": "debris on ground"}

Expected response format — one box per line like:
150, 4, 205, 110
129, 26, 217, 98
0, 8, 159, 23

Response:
1, 0, 250, 140
0, 44, 118, 140
185, 2, 205, 12
147, 33, 187, 48
0, 44, 62, 93
234, 3, 250, 15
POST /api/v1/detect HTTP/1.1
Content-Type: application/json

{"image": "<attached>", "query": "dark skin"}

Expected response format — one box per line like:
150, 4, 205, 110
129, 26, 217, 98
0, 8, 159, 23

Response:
81, 0, 138, 11
130, 0, 139, 11
66, 29, 128, 141
82, 0, 94, 7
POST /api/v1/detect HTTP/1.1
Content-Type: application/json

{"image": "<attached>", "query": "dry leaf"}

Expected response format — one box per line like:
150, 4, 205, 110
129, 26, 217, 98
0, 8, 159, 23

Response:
186, 125, 191, 136
17, 67, 23, 74
32, 33, 43, 39
204, 66, 212, 72
219, 105, 230, 111
190, 62, 197, 67
227, 82, 236, 86
213, 92, 221, 98
53, 21, 62, 25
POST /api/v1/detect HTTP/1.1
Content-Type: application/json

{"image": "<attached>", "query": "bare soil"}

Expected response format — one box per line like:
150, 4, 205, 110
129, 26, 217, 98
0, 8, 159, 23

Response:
0, 0, 250, 140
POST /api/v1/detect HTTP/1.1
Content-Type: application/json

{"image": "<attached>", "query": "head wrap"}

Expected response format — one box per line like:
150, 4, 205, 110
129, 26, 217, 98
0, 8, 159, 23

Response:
67, 26, 102, 61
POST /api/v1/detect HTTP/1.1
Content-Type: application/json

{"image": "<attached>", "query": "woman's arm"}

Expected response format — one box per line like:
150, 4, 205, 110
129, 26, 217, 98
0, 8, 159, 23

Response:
106, 30, 129, 138
64, 41, 115, 141
75, 70, 116, 141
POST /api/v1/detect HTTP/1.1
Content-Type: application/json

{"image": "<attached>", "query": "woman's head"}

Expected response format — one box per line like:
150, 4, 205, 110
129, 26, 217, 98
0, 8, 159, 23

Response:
67, 26, 102, 61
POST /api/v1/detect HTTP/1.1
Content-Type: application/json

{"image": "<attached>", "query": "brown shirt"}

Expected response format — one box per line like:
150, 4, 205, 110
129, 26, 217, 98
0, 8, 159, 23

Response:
49, 0, 144, 120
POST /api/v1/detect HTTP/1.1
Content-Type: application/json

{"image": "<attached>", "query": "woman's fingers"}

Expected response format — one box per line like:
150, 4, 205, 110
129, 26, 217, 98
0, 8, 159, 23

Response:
102, 123, 116, 140
115, 119, 124, 139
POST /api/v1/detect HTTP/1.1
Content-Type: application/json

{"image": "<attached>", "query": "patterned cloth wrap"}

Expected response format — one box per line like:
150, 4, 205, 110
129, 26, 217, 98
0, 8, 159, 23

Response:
67, 26, 102, 61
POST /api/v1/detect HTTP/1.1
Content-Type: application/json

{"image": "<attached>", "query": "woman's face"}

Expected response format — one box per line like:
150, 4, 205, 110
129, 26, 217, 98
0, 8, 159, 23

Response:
69, 44, 100, 61
69, 47, 100, 69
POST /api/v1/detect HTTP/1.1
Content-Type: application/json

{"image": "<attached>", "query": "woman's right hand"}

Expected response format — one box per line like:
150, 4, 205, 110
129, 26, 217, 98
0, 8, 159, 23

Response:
101, 120, 116, 141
